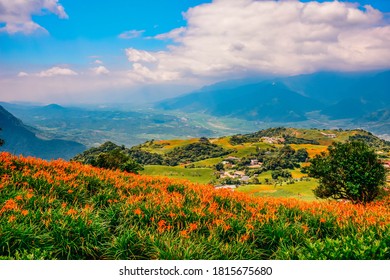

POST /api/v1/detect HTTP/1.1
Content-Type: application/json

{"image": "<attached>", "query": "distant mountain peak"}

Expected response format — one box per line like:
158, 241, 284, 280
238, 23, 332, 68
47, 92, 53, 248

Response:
43, 104, 66, 110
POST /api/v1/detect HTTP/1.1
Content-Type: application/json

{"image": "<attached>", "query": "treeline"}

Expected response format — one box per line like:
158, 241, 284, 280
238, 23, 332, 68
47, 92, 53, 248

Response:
229, 127, 319, 145
261, 145, 308, 170
163, 137, 232, 166
72, 138, 232, 170
71, 142, 148, 173
234, 145, 309, 171
349, 132, 390, 150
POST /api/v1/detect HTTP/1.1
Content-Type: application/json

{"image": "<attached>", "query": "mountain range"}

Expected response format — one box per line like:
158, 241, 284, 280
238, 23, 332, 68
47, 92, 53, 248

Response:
156, 70, 390, 134
0, 105, 85, 160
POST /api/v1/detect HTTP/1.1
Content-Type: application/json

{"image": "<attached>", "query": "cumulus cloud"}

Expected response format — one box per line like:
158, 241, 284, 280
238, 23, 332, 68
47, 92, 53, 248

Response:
17, 72, 29, 77
130, 63, 180, 82
0, 0, 68, 35
37, 67, 78, 77
91, 66, 110, 75
154, 27, 186, 40
125, 48, 158, 63
118, 29, 145, 39
126, 0, 390, 82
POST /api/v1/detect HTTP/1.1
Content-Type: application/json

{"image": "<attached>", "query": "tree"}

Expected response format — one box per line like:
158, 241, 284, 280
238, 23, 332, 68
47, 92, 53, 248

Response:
271, 168, 292, 180
215, 162, 224, 171
295, 148, 309, 162
120, 159, 143, 174
92, 149, 143, 174
307, 140, 386, 204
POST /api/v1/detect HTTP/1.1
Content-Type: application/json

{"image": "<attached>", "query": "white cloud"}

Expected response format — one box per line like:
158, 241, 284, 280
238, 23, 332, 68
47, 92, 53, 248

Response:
94, 60, 104, 65
91, 66, 110, 75
125, 48, 158, 63
17, 72, 29, 77
37, 67, 78, 77
154, 27, 186, 40
118, 29, 145, 39
130, 63, 180, 82
0, 0, 68, 35
127, 0, 390, 82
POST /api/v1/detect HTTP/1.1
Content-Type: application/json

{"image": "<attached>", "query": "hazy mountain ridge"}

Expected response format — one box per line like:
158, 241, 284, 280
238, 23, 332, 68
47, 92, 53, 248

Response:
157, 82, 322, 122
0, 102, 216, 148
156, 70, 390, 131
0, 106, 86, 160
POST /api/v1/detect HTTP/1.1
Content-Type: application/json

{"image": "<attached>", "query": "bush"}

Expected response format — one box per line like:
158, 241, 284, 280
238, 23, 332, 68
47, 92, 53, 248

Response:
93, 149, 143, 174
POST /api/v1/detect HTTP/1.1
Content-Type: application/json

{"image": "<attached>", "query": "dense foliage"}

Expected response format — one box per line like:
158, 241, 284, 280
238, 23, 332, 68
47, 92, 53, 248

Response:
94, 149, 143, 174
271, 169, 292, 180
349, 132, 390, 151
308, 141, 387, 204
74, 139, 231, 167
251, 145, 309, 171
72, 141, 163, 166
229, 128, 319, 145
72, 142, 143, 173
163, 139, 232, 166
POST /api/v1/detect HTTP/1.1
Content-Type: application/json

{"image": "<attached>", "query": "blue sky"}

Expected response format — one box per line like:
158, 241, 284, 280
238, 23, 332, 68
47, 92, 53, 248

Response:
1, 0, 211, 69
0, 0, 389, 104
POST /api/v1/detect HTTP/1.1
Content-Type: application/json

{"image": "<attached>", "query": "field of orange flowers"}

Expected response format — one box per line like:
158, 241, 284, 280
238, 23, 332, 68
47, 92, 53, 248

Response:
1, 151, 390, 260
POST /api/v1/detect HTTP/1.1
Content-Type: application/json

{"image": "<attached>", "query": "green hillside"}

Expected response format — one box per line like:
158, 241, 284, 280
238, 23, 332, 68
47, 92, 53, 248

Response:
73, 127, 390, 200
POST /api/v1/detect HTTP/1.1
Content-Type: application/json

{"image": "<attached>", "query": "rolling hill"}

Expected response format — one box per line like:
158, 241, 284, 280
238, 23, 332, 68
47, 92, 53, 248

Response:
72, 127, 390, 200
0, 105, 85, 160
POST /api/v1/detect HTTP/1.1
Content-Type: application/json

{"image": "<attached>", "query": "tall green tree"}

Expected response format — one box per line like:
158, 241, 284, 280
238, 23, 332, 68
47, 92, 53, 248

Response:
308, 140, 386, 204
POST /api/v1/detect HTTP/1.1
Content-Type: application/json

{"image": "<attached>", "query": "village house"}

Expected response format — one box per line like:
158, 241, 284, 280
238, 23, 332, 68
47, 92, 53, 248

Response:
321, 132, 336, 138
233, 171, 245, 178
240, 176, 250, 183
261, 137, 285, 144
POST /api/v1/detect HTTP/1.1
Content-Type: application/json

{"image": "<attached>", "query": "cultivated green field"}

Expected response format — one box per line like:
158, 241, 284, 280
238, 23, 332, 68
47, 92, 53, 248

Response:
141, 165, 215, 184
237, 180, 318, 201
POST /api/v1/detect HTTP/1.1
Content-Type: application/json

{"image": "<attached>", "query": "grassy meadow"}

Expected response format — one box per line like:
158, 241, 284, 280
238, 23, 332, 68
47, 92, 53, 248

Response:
141, 165, 214, 184
1, 152, 390, 260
